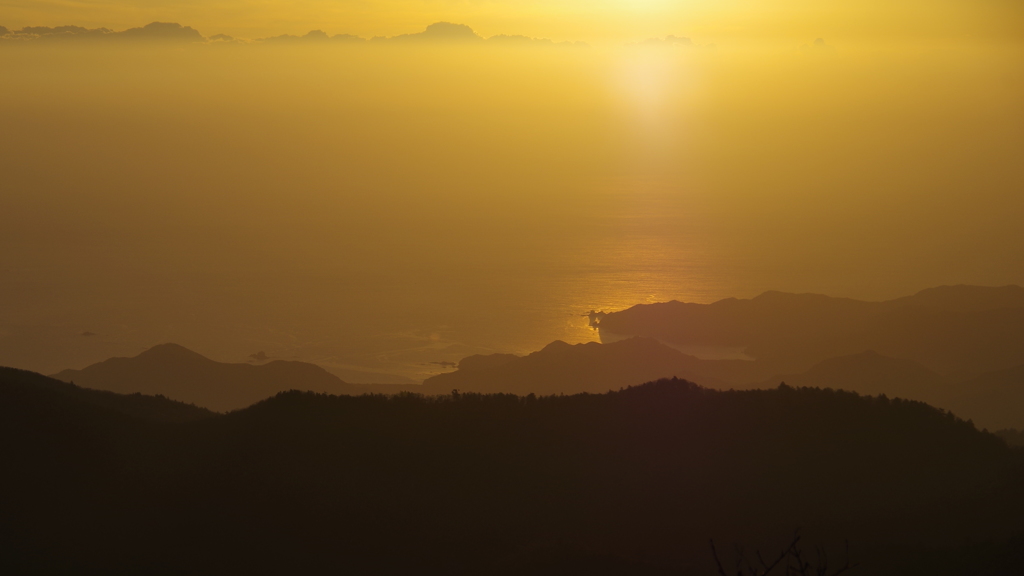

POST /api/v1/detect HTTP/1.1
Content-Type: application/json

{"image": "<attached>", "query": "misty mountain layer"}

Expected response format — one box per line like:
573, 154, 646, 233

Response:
430, 338, 1024, 430
595, 285, 1024, 380
52, 343, 359, 412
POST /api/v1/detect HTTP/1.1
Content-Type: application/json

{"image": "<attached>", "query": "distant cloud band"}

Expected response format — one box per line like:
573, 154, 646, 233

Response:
1, 21, 589, 47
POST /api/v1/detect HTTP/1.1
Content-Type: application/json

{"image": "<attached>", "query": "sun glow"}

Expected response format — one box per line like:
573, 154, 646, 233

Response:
1, 0, 1020, 42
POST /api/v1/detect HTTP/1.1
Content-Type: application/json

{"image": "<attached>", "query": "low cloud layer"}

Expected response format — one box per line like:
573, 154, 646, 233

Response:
2, 22, 203, 42
1, 21, 587, 46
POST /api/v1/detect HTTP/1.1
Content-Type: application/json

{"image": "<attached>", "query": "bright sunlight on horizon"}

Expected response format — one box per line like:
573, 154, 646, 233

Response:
6, 2, 1024, 573
2, 0, 1023, 384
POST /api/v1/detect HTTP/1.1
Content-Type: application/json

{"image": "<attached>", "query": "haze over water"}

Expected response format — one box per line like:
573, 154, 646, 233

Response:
3, 27, 1023, 380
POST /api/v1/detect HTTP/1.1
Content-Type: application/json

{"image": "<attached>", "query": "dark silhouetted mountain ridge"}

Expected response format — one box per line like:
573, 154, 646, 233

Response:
2, 373, 1022, 574
426, 335, 1024, 429
0, 365, 214, 423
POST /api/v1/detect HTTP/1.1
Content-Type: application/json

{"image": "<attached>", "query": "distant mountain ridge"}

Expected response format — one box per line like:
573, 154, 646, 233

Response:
595, 284, 1024, 380
759, 350, 948, 404
1, 22, 204, 42
953, 363, 1024, 430
422, 337, 735, 395
53, 343, 359, 412
46, 284, 1024, 424
424, 334, 1024, 430
2, 21, 585, 47
425, 338, 956, 402
889, 284, 1024, 312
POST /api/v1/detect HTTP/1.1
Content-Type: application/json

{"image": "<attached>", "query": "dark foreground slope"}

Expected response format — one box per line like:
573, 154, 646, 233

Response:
2, 371, 1023, 575
53, 343, 358, 412
0, 366, 214, 422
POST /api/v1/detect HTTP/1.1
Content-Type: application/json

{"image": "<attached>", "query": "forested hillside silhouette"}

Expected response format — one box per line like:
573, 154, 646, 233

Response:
425, 337, 1024, 430
2, 368, 1023, 574
0, 366, 214, 422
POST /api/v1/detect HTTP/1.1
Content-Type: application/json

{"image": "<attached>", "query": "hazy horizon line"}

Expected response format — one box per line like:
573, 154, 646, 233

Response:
0, 20, 607, 47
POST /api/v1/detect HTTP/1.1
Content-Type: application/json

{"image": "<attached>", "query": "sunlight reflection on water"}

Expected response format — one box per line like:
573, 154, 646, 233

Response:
3, 42, 1021, 382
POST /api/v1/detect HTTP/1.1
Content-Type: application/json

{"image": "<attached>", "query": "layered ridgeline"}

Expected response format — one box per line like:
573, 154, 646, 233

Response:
2, 368, 1023, 574
0, 366, 214, 422
428, 286, 1024, 430
423, 340, 946, 399
45, 285, 1024, 423
594, 284, 1024, 380
421, 337, 735, 396
52, 343, 363, 412
424, 337, 1024, 430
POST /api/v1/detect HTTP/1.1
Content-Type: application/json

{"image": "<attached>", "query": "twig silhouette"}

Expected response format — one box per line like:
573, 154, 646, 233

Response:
709, 530, 857, 576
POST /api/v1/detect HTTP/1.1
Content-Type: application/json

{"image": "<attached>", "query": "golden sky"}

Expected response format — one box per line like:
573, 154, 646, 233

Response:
2, 0, 1023, 378
3, 0, 1022, 42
